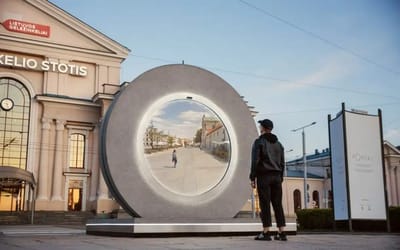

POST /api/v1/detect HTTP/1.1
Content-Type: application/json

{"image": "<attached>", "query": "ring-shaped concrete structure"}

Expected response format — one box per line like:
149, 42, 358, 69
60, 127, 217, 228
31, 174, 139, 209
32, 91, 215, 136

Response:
100, 64, 257, 218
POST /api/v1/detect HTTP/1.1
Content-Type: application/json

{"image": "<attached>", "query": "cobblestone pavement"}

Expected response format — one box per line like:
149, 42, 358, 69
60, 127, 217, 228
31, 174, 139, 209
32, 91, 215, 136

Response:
0, 226, 399, 250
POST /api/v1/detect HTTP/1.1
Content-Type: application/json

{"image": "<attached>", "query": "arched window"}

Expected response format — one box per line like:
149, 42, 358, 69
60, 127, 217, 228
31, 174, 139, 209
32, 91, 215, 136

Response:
0, 77, 31, 169
0, 77, 31, 211
312, 190, 320, 208
69, 133, 85, 168
293, 189, 301, 211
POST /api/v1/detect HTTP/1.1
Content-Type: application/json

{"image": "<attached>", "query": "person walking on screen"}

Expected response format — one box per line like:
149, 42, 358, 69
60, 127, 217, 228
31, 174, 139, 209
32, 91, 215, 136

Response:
172, 149, 178, 168
250, 119, 287, 241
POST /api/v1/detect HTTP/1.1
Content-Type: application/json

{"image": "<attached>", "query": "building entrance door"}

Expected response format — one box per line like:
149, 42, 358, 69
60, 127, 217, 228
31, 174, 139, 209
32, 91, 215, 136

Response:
67, 188, 82, 211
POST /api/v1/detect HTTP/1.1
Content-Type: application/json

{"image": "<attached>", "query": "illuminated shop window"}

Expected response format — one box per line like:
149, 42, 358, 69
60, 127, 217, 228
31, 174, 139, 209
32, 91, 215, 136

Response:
69, 133, 85, 168
0, 77, 30, 170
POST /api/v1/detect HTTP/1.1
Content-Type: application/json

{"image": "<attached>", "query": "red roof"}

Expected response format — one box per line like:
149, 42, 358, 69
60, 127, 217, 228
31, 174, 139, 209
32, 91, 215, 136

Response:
206, 123, 223, 136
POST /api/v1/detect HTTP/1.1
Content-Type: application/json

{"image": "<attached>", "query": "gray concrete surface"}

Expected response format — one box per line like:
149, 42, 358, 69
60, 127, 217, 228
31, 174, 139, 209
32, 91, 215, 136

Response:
147, 147, 228, 195
0, 225, 85, 236
0, 226, 399, 250
0, 229, 400, 250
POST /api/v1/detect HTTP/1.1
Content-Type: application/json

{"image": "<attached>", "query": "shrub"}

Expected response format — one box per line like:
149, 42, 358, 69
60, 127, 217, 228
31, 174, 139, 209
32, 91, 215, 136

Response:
296, 208, 333, 230
296, 207, 399, 232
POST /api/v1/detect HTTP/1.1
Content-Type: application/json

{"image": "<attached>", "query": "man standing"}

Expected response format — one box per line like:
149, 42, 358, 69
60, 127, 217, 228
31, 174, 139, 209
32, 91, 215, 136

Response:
250, 119, 287, 241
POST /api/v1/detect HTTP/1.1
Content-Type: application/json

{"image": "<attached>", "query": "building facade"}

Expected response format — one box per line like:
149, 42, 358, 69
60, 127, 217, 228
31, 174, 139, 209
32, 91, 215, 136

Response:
200, 116, 230, 162
0, 0, 129, 213
384, 141, 400, 206
200, 115, 219, 150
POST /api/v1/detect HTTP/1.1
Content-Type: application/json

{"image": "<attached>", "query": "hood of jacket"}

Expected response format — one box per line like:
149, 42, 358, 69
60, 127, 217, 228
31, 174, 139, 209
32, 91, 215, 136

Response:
260, 132, 278, 143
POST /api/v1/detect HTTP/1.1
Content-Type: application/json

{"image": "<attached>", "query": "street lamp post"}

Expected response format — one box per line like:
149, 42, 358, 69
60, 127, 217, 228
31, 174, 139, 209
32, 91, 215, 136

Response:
284, 149, 294, 177
292, 121, 316, 209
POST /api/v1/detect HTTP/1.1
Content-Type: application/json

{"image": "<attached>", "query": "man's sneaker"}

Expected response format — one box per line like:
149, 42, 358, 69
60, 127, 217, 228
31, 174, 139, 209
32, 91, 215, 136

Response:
274, 232, 288, 241
254, 232, 272, 241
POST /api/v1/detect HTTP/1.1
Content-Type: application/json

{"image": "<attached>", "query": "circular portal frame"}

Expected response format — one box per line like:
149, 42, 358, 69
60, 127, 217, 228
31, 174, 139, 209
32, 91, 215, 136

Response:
101, 64, 257, 218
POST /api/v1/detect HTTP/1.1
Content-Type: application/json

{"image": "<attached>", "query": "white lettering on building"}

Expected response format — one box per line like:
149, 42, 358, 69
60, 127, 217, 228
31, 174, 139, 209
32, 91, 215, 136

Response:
0, 54, 88, 76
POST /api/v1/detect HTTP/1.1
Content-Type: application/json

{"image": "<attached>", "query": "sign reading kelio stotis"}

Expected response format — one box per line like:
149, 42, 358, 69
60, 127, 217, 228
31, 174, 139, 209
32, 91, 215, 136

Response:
0, 54, 88, 76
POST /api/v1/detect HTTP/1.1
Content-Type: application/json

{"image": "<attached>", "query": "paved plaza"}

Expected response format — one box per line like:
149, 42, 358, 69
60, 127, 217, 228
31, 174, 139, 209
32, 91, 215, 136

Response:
146, 147, 228, 195
0, 226, 399, 250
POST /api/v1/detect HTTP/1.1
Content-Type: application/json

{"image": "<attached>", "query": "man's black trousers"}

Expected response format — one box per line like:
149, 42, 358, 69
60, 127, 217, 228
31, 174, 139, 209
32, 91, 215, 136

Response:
256, 173, 286, 228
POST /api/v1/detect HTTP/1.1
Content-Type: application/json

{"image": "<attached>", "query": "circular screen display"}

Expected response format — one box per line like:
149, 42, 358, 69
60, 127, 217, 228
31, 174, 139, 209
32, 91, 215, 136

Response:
144, 99, 230, 196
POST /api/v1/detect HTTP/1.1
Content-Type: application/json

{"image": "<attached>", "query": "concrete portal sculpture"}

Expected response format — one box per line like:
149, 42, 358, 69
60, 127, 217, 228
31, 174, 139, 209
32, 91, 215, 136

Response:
100, 64, 257, 218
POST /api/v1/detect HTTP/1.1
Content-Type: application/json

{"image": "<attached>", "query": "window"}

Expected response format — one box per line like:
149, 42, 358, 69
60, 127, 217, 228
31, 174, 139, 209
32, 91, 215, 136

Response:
0, 77, 30, 170
0, 77, 31, 211
69, 133, 85, 168
312, 190, 319, 208
293, 189, 301, 211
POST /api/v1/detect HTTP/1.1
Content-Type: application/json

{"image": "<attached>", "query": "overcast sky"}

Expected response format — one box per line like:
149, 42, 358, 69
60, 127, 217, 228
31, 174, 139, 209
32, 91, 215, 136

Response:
51, 0, 400, 159
150, 100, 217, 139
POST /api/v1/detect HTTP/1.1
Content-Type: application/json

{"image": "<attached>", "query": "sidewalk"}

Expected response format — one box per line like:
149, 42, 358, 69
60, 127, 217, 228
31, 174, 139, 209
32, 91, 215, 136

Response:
0, 225, 399, 250
0, 225, 85, 236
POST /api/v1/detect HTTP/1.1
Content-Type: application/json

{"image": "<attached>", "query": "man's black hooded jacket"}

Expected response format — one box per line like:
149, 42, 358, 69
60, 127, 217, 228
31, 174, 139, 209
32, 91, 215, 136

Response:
249, 132, 285, 181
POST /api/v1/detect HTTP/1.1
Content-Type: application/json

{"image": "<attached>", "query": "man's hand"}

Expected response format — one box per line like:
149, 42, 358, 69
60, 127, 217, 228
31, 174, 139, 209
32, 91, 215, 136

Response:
250, 180, 256, 189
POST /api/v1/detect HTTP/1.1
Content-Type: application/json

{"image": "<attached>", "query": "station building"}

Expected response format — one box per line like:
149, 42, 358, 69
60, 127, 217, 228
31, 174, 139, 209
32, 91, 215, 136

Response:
0, 0, 129, 213
1, 0, 398, 221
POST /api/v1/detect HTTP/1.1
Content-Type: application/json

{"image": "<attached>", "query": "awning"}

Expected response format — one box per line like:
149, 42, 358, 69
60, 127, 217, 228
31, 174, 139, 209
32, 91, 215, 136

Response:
0, 166, 36, 188
0, 166, 36, 224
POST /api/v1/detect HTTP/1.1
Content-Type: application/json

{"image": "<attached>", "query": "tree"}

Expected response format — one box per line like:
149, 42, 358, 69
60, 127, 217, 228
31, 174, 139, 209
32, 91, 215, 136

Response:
148, 127, 155, 149
194, 128, 202, 143
168, 136, 174, 147
148, 121, 156, 149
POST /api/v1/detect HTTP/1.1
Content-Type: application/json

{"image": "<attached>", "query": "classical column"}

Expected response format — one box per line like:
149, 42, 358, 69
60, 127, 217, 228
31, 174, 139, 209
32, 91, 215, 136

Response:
37, 118, 51, 200
385, 162, 393, 205
89, 125, 99, 201
51, 119, 65, 201
98, 171, 109, 200
391, 165, 399, 206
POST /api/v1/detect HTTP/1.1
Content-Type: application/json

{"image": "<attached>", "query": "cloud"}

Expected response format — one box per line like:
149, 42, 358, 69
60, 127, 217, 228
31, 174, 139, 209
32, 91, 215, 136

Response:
275, 55, 358, 91
153, 118, 199, 139
178, 110, 214, 122
150, 109, 218, 139
152, 108, 165, 118
384, 128, 400, 144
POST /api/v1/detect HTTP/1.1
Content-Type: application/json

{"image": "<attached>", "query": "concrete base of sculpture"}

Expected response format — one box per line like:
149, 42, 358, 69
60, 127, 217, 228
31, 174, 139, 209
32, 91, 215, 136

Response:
86, 219, 297, 237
